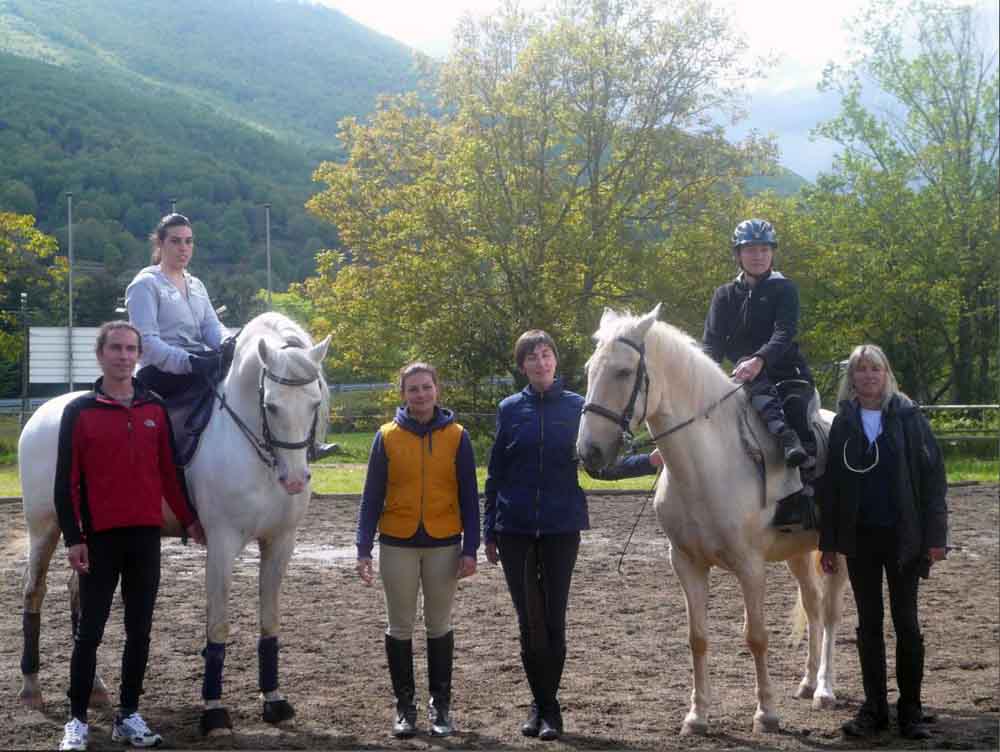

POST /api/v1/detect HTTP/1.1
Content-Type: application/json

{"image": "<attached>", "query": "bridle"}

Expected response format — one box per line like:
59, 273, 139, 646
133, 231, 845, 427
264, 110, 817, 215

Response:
581, 337, 649, 443
218, 346, 322, 470
582, 335, 744, 452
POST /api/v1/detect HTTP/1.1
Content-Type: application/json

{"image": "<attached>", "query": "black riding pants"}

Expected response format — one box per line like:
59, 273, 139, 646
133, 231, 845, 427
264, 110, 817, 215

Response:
747, 372, 814, 446
496, 533, 580, 656
846, 527, 923, 703
69, 527, 161, 721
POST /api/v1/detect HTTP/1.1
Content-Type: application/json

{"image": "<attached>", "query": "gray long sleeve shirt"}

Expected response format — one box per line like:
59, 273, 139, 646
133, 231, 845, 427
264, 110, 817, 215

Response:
125, 265, 225, 374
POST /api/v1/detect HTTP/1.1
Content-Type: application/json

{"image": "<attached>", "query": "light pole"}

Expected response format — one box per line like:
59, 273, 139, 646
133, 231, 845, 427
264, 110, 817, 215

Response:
66, 192, 74, 391
265, 203, 272, 309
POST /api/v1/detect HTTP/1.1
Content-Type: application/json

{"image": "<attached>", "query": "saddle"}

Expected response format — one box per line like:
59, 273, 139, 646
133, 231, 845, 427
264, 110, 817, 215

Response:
163, 335, 238, 467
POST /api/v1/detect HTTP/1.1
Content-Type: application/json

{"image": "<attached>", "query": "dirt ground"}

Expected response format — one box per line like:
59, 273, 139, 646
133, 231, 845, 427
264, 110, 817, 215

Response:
2, 484, 997, 750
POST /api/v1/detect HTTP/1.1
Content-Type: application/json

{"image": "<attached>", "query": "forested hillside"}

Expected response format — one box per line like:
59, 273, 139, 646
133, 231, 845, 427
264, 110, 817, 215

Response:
0, 0, 425, 145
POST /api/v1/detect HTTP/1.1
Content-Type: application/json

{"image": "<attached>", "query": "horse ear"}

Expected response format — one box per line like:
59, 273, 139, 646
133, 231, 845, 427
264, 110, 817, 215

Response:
309, 335, 331, 365
257, 338, 273, 368
634, 304, 661, 339
598, 307, 619, 333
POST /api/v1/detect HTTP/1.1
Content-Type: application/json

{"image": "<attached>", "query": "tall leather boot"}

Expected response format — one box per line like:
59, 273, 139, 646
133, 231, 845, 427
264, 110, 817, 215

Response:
538, 647, 566, 741
779, 427, 808, 467
897, 635, 930, 739
385, 635, 417, 738
519, 650, 543, 737
427, 631, 454, 737
842, 628, 889, 737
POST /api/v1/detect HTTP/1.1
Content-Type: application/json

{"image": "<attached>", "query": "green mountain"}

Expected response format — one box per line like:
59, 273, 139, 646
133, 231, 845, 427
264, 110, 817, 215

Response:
0, 0, 425, 145
0, 0, 429, 326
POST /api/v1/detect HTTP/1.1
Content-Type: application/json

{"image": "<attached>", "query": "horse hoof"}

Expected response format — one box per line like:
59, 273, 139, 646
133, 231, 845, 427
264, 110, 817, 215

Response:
262, 699, 295, 724
794, 682, 815, 699
681, 717, 708, 736
19, 690, 44, 710
812, 691, 836, 710
752, 713, 781, 733
200, 707, 233, 736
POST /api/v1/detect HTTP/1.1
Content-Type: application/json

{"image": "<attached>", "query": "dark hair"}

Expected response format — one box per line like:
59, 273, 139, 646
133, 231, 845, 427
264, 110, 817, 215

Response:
149, 213, 192, 263
514, 330, 559, 369
95, 320, 142, 356
398, 362, 438, 396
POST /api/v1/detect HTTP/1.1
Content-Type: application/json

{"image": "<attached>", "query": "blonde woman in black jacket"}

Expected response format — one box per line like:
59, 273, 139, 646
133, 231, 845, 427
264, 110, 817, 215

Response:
819, 344, 947, 741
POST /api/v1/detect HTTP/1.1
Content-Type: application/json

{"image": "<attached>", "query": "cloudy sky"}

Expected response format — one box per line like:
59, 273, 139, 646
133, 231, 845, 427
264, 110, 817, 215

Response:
317, 0, 997, 180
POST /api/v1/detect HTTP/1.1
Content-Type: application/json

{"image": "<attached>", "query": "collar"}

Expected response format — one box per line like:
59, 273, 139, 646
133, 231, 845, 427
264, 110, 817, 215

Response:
522, 377, 565, 401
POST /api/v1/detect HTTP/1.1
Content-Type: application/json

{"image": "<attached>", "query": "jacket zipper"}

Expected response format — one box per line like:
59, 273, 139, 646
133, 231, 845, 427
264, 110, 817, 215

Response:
535, 395, 544, 538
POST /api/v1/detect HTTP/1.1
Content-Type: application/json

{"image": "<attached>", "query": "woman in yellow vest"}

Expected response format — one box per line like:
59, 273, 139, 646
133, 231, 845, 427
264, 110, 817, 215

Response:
355, 362, 480, 739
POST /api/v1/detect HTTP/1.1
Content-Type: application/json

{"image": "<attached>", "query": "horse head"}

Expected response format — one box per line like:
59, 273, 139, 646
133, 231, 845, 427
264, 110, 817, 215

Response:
253, 332, 331, 496
578, 304, 661, 474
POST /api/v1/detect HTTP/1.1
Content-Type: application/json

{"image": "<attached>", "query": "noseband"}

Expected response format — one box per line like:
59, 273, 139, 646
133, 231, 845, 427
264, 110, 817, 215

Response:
582, 336, 649, 441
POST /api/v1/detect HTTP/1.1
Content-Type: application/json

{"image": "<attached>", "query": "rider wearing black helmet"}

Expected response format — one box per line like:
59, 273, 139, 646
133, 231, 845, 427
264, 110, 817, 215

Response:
703, 219, 815, 527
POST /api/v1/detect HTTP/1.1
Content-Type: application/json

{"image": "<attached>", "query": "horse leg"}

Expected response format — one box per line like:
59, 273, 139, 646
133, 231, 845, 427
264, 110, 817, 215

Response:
736, 564, 779, 733
785, 553, 822, 702
200, 533, 241, 736
814, 554, 849, 709
257, 533, 296, 724
66, 571, 111, 707
20, 526, 58, 708
670, 550, 711, 736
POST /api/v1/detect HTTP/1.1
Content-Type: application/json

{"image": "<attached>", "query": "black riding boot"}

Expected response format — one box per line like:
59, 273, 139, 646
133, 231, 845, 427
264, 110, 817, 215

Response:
842, 628, 889, 737
897, 635, 930, 739
538, 648, 566, 741
385, 635, 417, 738
779, 427, 808, 467
427, 631, 454, 737
519, 650, 543, 737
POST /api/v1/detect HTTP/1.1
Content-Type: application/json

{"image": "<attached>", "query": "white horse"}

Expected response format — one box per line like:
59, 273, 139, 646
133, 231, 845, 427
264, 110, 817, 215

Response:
577, 306, 849, 735
19, 312, 330, 735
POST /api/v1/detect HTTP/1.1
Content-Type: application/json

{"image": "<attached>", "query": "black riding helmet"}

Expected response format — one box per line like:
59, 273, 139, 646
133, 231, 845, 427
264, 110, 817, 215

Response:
732, 218, 777, 253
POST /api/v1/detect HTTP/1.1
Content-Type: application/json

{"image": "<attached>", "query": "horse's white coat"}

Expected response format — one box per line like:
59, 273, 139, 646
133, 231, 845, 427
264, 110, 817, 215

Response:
19, 312, 330, 717
577, 306, 849, 735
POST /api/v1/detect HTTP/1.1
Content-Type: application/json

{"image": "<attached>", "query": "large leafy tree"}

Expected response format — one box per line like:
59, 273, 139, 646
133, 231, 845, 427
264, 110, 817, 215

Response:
303, 0, 764, 393
810, 0, 999, 402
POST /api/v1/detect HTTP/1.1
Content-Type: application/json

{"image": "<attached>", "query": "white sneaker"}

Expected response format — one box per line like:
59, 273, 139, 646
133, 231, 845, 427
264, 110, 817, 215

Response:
111, 712, 162, 748
59, 718, 89, 751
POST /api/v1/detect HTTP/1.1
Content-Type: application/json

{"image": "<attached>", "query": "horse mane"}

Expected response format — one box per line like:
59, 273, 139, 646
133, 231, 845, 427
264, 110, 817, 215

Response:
236, 312, 322, 382
592, 310, 734, 407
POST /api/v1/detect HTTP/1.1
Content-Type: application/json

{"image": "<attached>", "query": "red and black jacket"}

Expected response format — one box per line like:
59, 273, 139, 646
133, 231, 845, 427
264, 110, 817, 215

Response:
54, 378, 196, 546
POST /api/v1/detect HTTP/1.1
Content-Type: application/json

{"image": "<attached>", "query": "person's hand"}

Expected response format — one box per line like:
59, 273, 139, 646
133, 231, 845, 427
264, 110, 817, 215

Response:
186, 520, 206, 545
731, 356, 764, 383
927, 547, 947, 563
356, 557, 375, 585
68, 543, 90, 574
820, 551, 838, 574
485, 542, 499, 565
649, 448, 663, 467
457, 555, 477, 579
189, 351, 222, 379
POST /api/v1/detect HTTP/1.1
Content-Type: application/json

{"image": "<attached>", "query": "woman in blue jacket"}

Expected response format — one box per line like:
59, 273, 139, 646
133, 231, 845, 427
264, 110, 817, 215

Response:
484, 330, 587, 741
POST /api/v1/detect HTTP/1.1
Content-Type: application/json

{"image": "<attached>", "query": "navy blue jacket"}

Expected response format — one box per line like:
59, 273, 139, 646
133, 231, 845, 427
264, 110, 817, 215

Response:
484, 378, 589, 543
702, 270, 811, 383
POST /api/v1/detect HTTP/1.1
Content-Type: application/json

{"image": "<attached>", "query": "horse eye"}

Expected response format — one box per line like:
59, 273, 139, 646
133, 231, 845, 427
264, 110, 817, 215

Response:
616, 368, 632, 380
265, 403, 278, 413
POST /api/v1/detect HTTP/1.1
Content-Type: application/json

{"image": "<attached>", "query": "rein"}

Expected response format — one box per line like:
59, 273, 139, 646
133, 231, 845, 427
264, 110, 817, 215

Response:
583, 334, 744, 453
216, 343, 321, 470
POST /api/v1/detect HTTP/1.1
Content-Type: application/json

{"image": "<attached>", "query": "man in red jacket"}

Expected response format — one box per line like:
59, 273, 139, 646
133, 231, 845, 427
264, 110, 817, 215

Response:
55, 321, 205, 751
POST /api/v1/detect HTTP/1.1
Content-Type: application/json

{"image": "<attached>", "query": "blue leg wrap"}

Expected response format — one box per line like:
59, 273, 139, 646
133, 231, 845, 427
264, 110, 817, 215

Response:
258, 636, 279, 693
201, 641, 226, 701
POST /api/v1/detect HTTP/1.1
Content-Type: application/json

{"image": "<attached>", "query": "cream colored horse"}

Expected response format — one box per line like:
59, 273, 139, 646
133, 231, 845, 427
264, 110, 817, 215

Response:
577, 306, 848, 735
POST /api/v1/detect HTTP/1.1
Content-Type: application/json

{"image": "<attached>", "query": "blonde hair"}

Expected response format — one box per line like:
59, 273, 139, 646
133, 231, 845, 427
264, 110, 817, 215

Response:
836, 344, 900, 407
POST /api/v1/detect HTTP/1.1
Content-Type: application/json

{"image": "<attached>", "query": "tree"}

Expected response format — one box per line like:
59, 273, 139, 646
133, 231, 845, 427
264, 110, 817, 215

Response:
304, 0, 764, 390
811, 0, 999, 402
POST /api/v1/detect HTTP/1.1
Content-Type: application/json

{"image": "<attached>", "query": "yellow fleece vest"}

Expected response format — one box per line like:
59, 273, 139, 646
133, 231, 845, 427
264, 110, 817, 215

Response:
379, 420, 463, 539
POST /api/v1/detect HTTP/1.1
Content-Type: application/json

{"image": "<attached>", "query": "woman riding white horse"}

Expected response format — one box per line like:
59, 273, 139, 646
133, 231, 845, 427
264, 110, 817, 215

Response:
577, 306, 849, 735
19, 312, 330, 736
